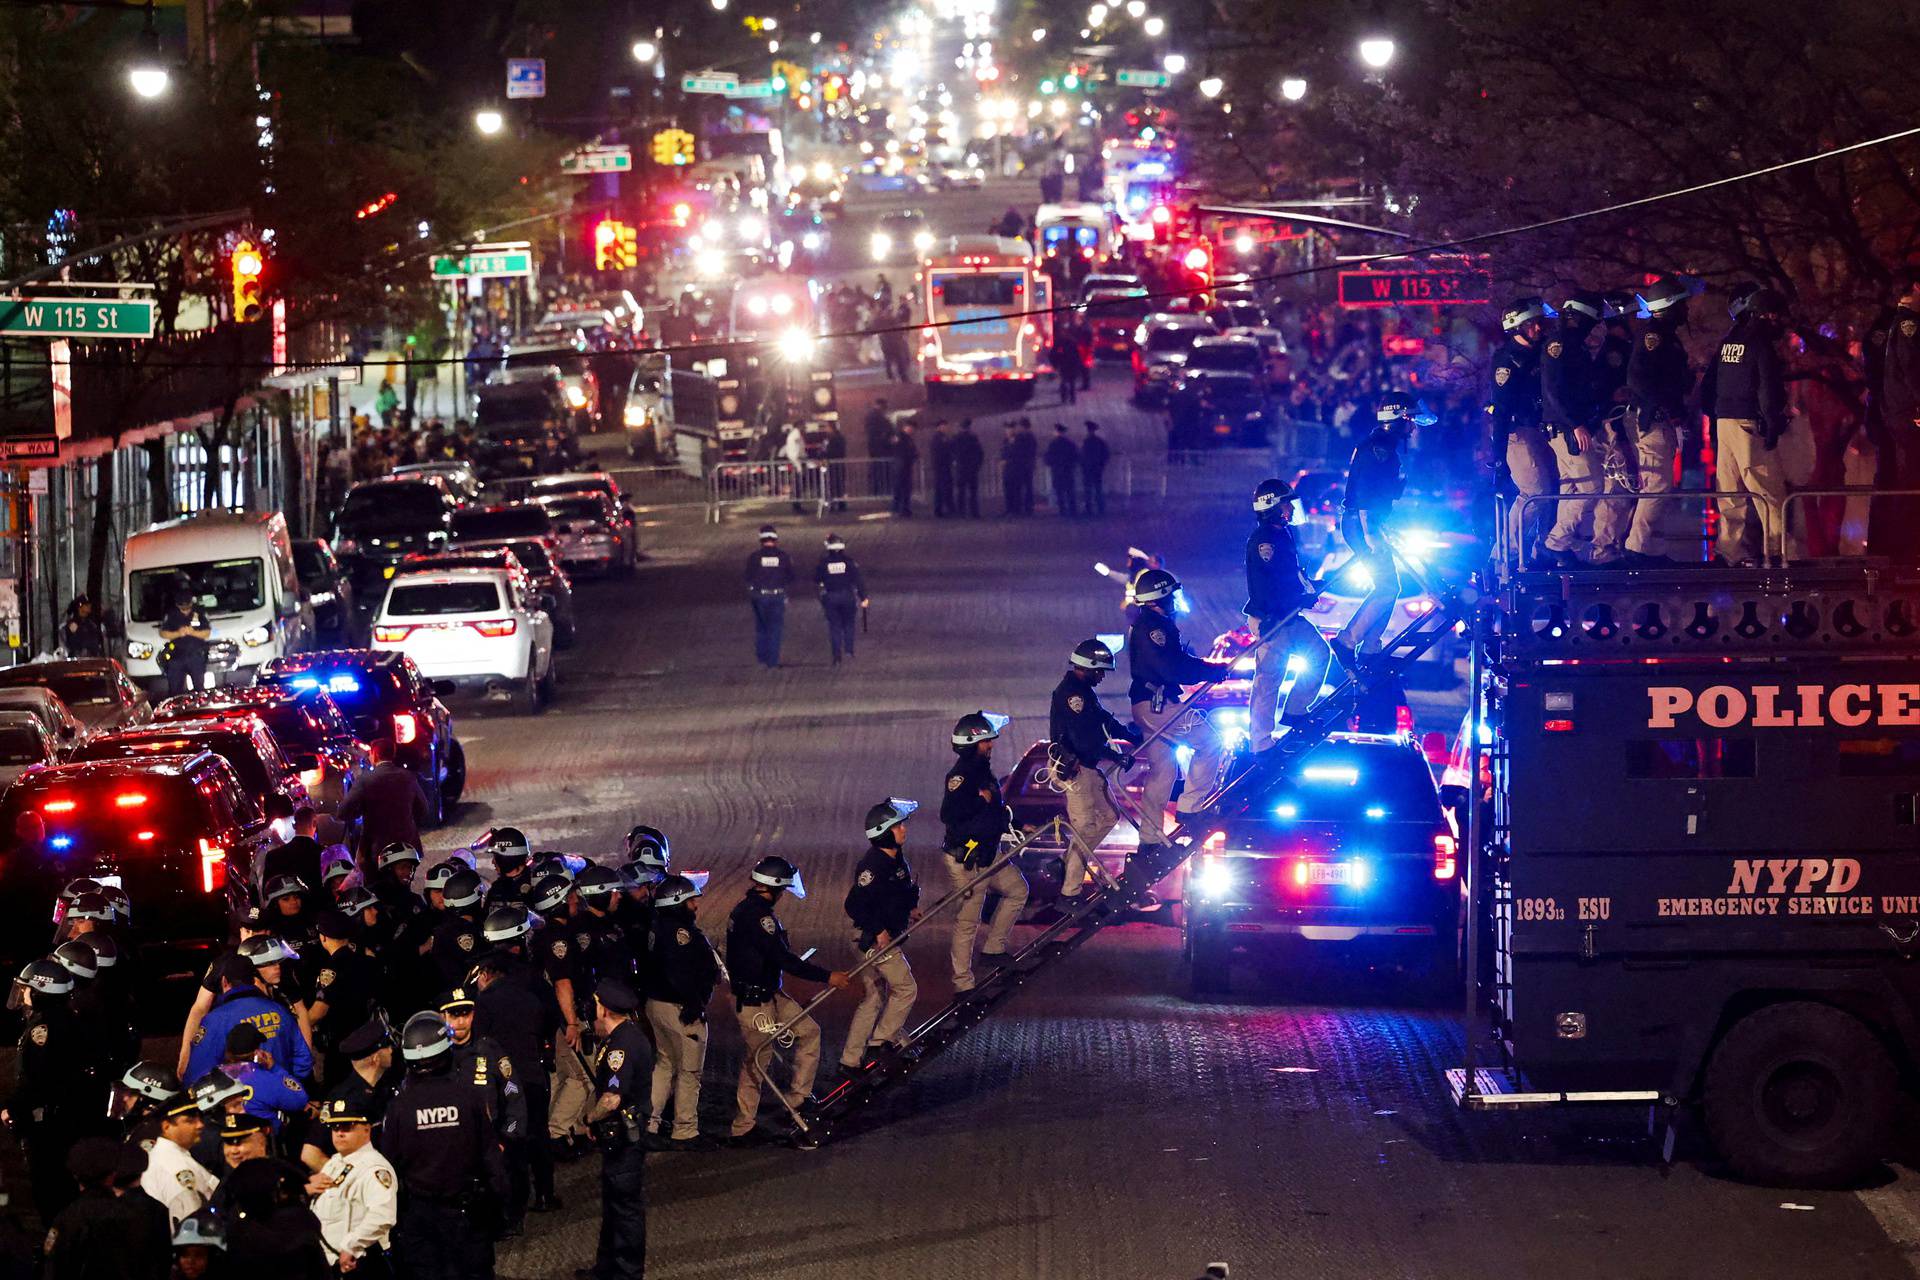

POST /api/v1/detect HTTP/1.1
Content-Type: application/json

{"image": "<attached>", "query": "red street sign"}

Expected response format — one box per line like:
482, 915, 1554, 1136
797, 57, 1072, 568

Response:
1382, 334, 1427, 357
0, 436, 59, 461
1338, 269, 1492, 308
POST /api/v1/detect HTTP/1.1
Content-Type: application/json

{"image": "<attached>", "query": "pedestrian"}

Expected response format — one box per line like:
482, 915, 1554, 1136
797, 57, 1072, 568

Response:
744, 524, 795, 668
1244, 477, 1332, 752
260, 804, 324, 894
1701, 288, 1795, 566
337, 760, 431, 864
140, 1088, 219, 1230
818, 419, 849, 512
930, 419, 956, 516
725, 857, 853, 1144
309, 1097, 398, 1277
863, 399, 893, 497
891, 420, 919, 516
781, 422, 809, 512
1054, 332, 1084, 404
641, 874, 717, 1149
158, 585, 212, 696
583, 978, 651, 1279
839, 798, 922, 1070
1127, 569, 1234, 849
61, 594, 106, 658
951, 419, 984, 517
814, 533, 869, 665
1048, 641, 1141, 900
940, 712, 1029, 989
1490, 297, 1554, 568
1539, 291, 1611, 567
41, 1136, 172, 1280
1331, 394, 1421, 669
1043, 423, 1080, 516
382, 1012, 509, 1280
1080, 421, 1110, 516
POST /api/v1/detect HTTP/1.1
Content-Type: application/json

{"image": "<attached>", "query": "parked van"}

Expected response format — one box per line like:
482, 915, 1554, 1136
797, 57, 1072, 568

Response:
122, 511, 314, 689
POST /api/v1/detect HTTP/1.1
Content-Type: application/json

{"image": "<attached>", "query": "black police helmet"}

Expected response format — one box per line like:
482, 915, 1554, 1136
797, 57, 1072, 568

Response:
482, 903, 533, 944
573, 864, 621, 899
951, 710, 1009, 748
66, 891, 113, 922
1069, 638, 1116, 671
1252, 477, 1294, 515
654, 874, 702, 909
1132, 567, 1179, 604
1500, 296, 1551, 333
187, 1067, 249, 1111
25, 959, 72, 996
1558, 291, 1605, 324
625, 824, 671, 867
749, 855, 806, 898
377, 842, 421, 870
264, 874, 308, 904
400, 1010, 453, 1064
485, 826, 532, 867
77, 933, 117, 970
1745, 288, 1788, 319
173, 1208, 228, 1252
237, 935, 298, 966
528, 873, 572, 914
51, 940, 97, 981
1635, 276, 1694, 317
864, 797, 919, 841
121, 1061, 184, 1105
1727, 281, 1761, 318
442, 870, 484, 910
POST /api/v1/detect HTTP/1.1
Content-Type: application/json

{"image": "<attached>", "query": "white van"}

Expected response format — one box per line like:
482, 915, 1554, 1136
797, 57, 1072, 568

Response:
122, 511, 315, 688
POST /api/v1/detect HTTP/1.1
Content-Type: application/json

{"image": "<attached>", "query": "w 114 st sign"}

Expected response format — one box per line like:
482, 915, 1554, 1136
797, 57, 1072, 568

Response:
1338, 268, 1492, 309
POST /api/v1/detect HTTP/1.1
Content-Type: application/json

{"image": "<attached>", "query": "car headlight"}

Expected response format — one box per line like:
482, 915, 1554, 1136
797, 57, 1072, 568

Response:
737, 215, 763, 241
802, 231, 822, 250
913, 229, 935, 252
770, 294, 794, 316
694, 248, 726, 277
870, 231, 893, 260
1195, 858, 1234, 899
624, 403, 648, 427
778, 328, 816, 363
126, 640, 154, 660
564, 386, 588, 409
812, 160, 833, 182
241, 623, 273, 647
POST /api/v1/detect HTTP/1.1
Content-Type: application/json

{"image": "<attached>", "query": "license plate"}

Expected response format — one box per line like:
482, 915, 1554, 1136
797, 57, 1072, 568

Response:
1306, 862, 1354, 886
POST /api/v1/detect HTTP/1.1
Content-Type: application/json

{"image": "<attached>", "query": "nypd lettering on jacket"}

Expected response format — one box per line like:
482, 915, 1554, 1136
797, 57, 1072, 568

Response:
1647, 683, 1920, 729
414, 1104, 464, 1128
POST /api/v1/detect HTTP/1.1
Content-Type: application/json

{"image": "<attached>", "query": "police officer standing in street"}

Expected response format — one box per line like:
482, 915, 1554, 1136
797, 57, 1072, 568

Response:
745, 525, 795, 669
310, 1096, 399, 1277
582, 978, 652, 1280
1593, 276, 1696, 565
1701, 287, 1795, 565
1128, 568, 1233, 847
814, 533, 869, 665
1244, 478, 1329, 752
641, 874, 718, 1149
5, 959, 91, 1222
1048, 640, 1140, 900
1490, 296, 1554, 567
382, 1011, 510, 1280
1540, 291, 1612, 566
840, 798, 922, 1071
940, 712, 1028, 989
725, 857, 852, 1143
441, 984, 528, 1235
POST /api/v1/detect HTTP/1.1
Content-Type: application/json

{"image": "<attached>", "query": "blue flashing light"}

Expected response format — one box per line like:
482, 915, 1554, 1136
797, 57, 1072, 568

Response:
1134, 161, 1167, 177
326, 674, 361, 694
49, 835, 73, 850
1301, 765, 1359, 785
1365, 805, 1386, 819
1275, 803, 1298, 819
289, 676, 320, 690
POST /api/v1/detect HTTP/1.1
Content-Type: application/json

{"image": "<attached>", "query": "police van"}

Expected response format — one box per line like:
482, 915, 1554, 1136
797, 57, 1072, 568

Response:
1452, 560, 1920, 1185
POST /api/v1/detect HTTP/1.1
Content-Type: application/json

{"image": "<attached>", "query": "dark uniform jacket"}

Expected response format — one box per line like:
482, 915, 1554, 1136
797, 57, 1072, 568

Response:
725, 893, 829, 1005
940, 750, 1009, 860
1048, 675, 1132, 770
472, 964, 560, 1082
1127, 606, 1225, 707
10, 1007, 91, 1137
1082, 434, 1111, 479
429, 909, 484, 987
1881, 304, 1920, 432
1244, 518, 1314, 626
450, 1033, 526, 1140
592, 1018, 652, 1111
309, 945, 378, 1055
1540, 321, 1602, 433
642, 905, 719, 1019
338, 762, 430, 856
382, 1066, 509, 1202
1701, 315, 1789, 440
1342, 430, 1405, 520
326, 1063, 401, 1134
1627, 319, 1693, 420
41, 1186, 171, 1280
1865, 305, 1898, 440
1596, 327, 1632, 405
814, 552, 866, 599
745, 546, 795, 593
951, 429, 985, 476
844, 844, 919, 950
1488, 335, 1542, 456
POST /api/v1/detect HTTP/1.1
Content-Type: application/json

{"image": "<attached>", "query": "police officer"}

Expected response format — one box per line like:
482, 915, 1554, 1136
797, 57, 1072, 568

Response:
1332, 393, 1427, 669
940, 712, 1028, 990
744, 524, 795, 668
1540, 291, 1610, 566
584, 978, 652, 1280
1049, 639, 1140, 899
1701, 286, 1794, 565
725, 857, 852, 1142
483, 826, 537, 906
139, 1084, 218, 1230
382, 1011, 509, 1280
264, 873, 319, 949
1489, 296, 1554, 567
312, 1096, 399, 1277
309, 908, 378, 1085
115, 1061, 186, 1151
1594, 275, 1695, 564
1129, 567, 1233, 845
441, 985, 529, 1235
840, 798, 922, 1073
814, 532, 869, 665
468, 951, 562, 1210
576, 864, 639, 983
1877, 269, 1920, 563
1244, 478, 1330, 751
642, 874, 717, 1147
4, 959, 86, 1221
528, 873, 588, 1054
429, 869, 487, 987
1596, 292, 1636, 406
329, 1020, 402, 1137
618, 838, 667, 951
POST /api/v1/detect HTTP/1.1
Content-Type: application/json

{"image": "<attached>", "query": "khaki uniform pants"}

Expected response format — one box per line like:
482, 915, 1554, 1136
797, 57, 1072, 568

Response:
1133, 699, 1224, 842
731, 994, 819, 1136
1247, 615, 1330, 751
1591, 415, 1677, 558
548, 1036, 592, 1139
1059, 765, 1117, 895
840, 941, 917, 1065
1505, 425, 1556, 562
644, 998, 707, 1141
945, 856, 1027, 990
1543, 431, 1601, 556
1714, 418, 1788, 564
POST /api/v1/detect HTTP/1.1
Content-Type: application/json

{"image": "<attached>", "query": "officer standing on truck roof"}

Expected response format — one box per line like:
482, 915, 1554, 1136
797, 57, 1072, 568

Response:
1539, 291, 1611, 567
1489, 297, 1553, 568
744, 525, 795, 668
1701, 287, 1794, 566
1049, 640, 1140, 900
1595, 275, 1696, 565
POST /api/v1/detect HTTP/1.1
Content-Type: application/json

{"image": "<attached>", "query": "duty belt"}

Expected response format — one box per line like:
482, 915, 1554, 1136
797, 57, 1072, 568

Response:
734, 986, 775, 1007
752, 588, 787, 596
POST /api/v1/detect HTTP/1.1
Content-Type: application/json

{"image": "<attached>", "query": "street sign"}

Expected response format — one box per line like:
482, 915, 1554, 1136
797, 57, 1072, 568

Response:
1337, 268, 1492, 309
1382, 334, 1428, 357
728, 79, 779, 98
562, 145, 634, 175
1116, 68, 1171, 88
429, 244, 535, 280
0, 297, 156, 339
0, 437, 59, 461
681, 71, 740, 94
506, 58, 546, 99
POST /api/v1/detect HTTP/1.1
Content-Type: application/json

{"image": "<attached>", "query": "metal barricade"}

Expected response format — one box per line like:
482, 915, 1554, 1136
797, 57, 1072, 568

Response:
1776, 487, 1920, 562
1499, 489, 1763, 576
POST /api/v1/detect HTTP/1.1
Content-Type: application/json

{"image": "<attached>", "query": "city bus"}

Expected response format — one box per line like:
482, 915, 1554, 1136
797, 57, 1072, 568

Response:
918, 235, 1050, 401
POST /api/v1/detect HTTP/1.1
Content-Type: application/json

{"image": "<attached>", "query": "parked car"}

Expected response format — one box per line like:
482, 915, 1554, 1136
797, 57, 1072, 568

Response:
371, 566, 557, 714
0, 659, 150, 735
153, 685, 374, 813
1131, 314, 1216, 405
331, 478, 457, 603
1083, 289, 1153, 361
472, 368, 585, 477
0, 753, 267, 977
292, 538, 359, 645
256, 650, 464, 824
71, 716, 310, 817
532, 492, 636, 576
0, 686, 90, 756
454, 537, 576, 648
451, 502, 555, 545
0, 711, 58, 791
392, 460, 483, 505
1166, 336, 1274, 448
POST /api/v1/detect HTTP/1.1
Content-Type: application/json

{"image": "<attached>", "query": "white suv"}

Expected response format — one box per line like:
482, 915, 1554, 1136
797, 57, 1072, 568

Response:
371, 566, 556, 713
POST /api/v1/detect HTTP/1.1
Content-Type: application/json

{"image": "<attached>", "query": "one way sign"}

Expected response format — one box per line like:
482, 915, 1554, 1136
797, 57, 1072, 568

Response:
507, 58, 546, 100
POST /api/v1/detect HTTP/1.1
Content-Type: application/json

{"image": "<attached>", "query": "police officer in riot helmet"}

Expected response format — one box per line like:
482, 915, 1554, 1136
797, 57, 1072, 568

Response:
583, 978, 652, 1280
483, 826, 536, 907
839, 797, 923, 1074
1490, 296, 1554, 567
1540, 290, 1615, 567
642, 874, 718, 1148
5, 959, 87, 1221
1701, 285, 1794, 566
1244, 478, 1331, 751
1596, 274, 1697, 565
429, 869, 487, 987
1331, 393, 1429, 670
382, 1011, 509, 1279
1128, 567, 1233, 844
744, 524, 796, 668
1048, 639, 1141, 901
114, 1061, 186, 1151
941, 713, 1026, 991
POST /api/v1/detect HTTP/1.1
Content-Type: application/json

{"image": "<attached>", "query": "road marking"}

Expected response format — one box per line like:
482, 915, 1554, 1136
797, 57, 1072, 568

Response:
1857, 1172, 1920, 1274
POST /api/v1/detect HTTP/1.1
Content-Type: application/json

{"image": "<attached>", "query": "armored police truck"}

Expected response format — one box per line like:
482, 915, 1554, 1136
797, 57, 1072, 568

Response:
1452, 560, 1920, 1186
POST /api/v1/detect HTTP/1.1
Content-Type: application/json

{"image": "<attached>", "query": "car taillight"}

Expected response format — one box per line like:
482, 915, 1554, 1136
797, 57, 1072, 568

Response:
300, 765, 326, 792
134, 830, 156, 842
1433, 833, 1458, 881
199, 837, 227, 893
470, 618, 518, 637
393, 712, 419, 745
373, 624, 414, 643
1395, 704, 1415, 736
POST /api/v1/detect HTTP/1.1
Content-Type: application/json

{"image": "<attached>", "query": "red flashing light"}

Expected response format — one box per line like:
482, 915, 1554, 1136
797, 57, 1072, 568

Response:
1292, 860, 1309, 887
113, 792, 148, 808
1395, 704, 1416, 736
199, 838, 227, 893
42, 799, 76, 813
393, 712, 419, 745
355, 192, 398, 220
1182, 246, 1210, 272
1543, 718, 1575, 733
1433, 833, 1458, 881
135, 830, 156, 842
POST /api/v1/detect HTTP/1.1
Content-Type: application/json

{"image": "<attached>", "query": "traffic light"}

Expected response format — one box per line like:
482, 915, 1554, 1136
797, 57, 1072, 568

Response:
231, 240, 264, 323
650, 128, 694, 166
593, 220, 638, 271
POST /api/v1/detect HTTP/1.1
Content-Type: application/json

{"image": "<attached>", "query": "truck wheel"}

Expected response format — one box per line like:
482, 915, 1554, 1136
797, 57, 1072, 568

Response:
1704, 1001, 1896, 1186
1186, 929, 1232, 998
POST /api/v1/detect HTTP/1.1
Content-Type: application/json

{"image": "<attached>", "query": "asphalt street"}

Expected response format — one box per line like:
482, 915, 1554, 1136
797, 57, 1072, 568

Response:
441, 363, 1920, 1280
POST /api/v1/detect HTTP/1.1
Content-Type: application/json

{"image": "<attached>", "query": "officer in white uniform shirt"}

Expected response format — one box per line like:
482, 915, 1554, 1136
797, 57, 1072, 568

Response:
310, 1096, 399, 1276
139, 1090, 220, 1230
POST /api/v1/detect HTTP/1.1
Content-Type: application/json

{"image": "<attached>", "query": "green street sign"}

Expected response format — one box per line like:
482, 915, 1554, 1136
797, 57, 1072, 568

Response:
562, 146, 634, 175
1116, 68, 1172, 88
0, 297, 155, 339
430, 248, 534, 280
729, 79, 779, 98
681, 72, 740, 95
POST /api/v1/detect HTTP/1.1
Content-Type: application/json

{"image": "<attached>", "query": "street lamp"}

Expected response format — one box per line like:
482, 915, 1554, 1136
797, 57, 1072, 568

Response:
1143, 16, 1164, 36
631, 39, 657, 62
1031, 26, 1047, 40
128, 3, 169, 99
1198, 76, 1223, 99
474, 108, 505, 135
1358, 36, 1396, 69
1163, 53, 1187, 74
710, 0, 729, 10
1125, 0, 1145, 15
1280, 77, 1307, 101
